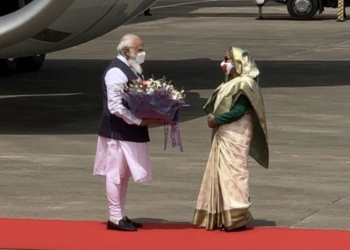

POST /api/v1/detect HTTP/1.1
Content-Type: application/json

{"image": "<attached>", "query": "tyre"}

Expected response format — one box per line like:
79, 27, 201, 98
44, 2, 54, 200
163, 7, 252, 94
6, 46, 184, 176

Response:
287, 0, 319, 20
18, 54, 46, 72
0, 58, 18, 77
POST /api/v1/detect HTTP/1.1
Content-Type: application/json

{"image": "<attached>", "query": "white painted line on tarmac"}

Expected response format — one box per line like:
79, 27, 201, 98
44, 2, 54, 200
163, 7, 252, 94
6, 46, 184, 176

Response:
0, 156, 23, 158
152, 0, 218, 9
0, 93, 83, 99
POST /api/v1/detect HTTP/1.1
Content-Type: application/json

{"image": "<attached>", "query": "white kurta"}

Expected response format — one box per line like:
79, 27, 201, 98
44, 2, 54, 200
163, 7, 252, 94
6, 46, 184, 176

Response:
93, 55, 151, 185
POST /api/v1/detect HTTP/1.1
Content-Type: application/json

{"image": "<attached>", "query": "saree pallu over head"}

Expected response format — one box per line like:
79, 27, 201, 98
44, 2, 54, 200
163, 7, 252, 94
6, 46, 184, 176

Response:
204, 47, 269, 169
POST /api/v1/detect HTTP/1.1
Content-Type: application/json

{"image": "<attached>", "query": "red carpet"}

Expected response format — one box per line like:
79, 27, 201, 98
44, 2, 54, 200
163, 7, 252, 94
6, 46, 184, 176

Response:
0, 218, 349, 250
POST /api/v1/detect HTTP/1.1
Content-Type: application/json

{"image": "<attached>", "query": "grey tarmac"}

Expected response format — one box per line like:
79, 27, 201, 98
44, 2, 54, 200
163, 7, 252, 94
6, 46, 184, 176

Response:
0, 0, 349, 231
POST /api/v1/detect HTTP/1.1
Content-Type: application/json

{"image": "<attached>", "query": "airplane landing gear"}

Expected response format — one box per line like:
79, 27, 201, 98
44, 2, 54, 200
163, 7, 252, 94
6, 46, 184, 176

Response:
0, 58, 18, 77
0, 54, 46, 76
18, 54, 46, 72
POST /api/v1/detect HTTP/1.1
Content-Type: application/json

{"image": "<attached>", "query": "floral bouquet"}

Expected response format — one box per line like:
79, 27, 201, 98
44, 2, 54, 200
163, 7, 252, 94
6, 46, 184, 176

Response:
121, 76, 188, 152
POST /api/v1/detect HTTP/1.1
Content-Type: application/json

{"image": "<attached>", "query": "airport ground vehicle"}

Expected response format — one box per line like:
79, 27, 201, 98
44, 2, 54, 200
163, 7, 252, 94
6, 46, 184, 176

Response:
255, 0, 350, 20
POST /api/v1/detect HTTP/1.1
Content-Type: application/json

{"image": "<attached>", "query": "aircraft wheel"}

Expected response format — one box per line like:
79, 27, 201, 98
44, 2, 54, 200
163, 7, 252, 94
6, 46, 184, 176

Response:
18, 54, 46, 72
0, 58, 18, 77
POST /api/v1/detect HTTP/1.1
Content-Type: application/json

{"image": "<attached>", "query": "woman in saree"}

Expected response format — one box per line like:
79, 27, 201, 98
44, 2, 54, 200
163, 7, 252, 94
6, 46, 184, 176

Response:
193, 47, 269, 231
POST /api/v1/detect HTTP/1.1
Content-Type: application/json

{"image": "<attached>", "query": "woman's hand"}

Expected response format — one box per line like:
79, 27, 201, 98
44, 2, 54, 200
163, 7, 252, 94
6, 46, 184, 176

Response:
207, 114, 216, 128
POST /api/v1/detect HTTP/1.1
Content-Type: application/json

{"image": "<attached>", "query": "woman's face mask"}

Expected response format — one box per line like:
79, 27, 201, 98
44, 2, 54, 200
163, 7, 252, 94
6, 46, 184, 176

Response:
220, 60, 234, 75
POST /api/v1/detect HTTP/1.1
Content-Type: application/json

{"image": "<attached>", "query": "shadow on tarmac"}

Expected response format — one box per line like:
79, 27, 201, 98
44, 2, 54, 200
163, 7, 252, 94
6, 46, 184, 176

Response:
130, 217, 277, 228
133, 12, 338, 22
128, 0, 339, 25
1, 59, 350, 135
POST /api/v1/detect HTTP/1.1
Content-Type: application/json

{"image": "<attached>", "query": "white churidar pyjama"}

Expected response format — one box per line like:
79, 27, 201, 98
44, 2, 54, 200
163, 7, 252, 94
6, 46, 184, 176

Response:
94, 136, 151, 221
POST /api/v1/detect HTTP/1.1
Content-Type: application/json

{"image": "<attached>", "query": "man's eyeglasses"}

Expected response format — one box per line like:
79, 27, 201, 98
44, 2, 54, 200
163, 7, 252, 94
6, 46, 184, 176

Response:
129, 47, 144, 52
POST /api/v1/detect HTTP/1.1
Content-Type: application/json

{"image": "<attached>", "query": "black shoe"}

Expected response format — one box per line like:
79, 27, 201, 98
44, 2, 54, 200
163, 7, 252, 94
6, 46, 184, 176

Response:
221, 225, 246, 232
123, 216, 143, 228
107, 219, 137, 231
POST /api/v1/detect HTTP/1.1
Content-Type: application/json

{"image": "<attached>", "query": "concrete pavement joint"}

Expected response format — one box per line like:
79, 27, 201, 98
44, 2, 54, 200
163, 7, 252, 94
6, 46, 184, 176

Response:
152, 0, 218, 10
276, 38, 350, 60
290, 193, 350, 227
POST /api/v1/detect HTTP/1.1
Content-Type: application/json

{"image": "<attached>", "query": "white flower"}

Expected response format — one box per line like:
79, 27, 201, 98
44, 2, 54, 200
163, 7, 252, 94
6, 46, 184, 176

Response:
171, 92, 179, 100
146, 88, 155, 94
122, 76, 185, 100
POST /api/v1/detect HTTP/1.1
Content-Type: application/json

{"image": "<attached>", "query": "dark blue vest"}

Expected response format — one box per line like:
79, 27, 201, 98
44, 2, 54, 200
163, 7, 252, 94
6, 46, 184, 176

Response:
98, 58, 150, 142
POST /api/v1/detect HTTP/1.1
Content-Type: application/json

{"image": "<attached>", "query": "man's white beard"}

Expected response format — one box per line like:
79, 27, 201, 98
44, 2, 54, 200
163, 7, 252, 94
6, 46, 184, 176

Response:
128, 58, 143, 75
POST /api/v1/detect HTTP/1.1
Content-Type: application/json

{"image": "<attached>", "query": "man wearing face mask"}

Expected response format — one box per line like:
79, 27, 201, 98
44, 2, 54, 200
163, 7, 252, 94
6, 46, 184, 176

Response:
94, 34, 164, 232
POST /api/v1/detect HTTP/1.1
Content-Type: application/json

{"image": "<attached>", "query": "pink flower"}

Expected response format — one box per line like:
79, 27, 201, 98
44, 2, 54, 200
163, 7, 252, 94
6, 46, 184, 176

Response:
141, 80, 150, 86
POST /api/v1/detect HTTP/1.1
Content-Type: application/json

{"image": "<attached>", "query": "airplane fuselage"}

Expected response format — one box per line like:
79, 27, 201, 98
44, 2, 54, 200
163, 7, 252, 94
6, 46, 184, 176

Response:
0, 0, 156, 75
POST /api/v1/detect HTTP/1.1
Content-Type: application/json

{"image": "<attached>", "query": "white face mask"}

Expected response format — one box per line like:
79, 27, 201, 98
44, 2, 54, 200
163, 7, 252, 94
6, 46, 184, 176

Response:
220, 61, 234, 75
136, 51, 146, 64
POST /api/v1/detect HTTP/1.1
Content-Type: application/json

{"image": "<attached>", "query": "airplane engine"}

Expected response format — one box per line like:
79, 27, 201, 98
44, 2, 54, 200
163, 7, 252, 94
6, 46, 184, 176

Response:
0, 0, 156, 76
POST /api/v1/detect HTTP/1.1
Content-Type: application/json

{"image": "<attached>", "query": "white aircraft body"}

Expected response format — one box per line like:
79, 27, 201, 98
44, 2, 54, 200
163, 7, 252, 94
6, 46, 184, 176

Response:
0, 0, 157, 75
